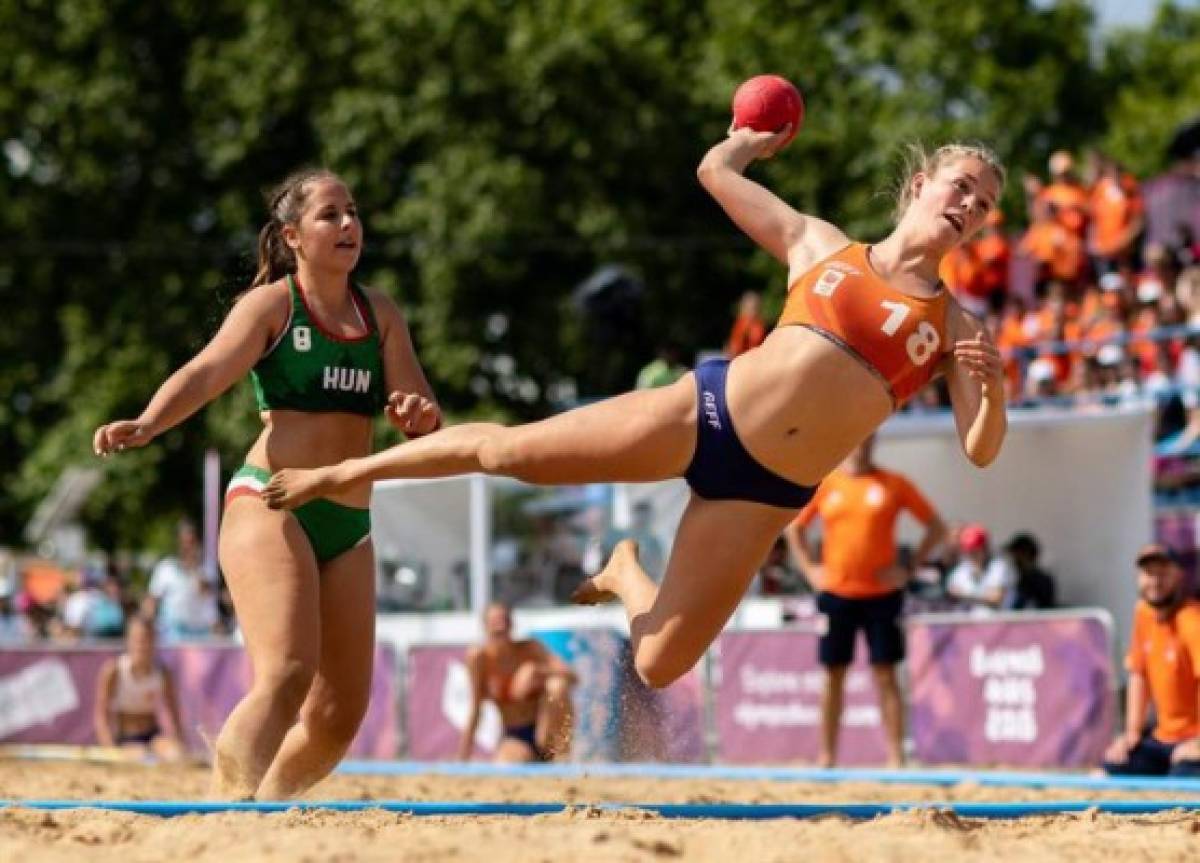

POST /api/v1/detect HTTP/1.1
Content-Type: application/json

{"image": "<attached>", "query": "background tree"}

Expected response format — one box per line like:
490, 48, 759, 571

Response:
0, 0, 1194, 551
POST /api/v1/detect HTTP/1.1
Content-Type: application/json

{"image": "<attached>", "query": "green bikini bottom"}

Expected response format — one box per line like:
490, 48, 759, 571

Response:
225, 465, 371, 564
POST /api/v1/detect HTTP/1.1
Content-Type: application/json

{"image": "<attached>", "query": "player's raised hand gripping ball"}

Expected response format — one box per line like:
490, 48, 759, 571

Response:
731, 75, 805, 149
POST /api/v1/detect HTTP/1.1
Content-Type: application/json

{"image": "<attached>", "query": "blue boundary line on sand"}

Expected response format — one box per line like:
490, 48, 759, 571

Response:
334, 760, 1200, 794
3, 799, 1200, 819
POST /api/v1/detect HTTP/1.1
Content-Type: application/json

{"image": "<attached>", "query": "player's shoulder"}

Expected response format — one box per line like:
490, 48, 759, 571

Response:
358, 285, 405, 329
231, 278, 292, 320
513, 637, 542, 653
787, 228, 854, 282
464, 645, 486, 665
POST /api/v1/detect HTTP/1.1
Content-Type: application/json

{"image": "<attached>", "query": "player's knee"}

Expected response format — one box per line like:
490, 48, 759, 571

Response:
543, 674, 572, 699
259, 658, 317, 712
308, 695, 369, 746
871, 665, 899, 688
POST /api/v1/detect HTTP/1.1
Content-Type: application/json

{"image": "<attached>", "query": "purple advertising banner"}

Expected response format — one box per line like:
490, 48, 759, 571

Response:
0, 643, 398, 758
713, 629, 888, 765
907, 613, 1115, 767
406, 630, 705, 762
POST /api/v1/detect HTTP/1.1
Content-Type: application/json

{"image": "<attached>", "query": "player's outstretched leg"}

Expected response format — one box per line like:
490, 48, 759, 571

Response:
263, 377, 698, 509
574, 494, 798, 688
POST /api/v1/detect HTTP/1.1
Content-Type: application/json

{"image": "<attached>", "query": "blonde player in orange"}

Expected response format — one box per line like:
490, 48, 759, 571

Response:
264, 126, 1008, 691
784, 434, 947, 767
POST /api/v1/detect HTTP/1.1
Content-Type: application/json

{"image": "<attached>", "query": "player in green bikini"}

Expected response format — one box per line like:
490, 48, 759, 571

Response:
93, 169, 440, 799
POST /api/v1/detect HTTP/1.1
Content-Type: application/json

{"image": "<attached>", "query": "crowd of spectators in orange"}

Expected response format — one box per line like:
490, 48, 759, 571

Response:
941, 148, 1200, 417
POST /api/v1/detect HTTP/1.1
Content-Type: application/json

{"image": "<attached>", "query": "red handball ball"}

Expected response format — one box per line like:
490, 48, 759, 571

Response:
731, 74, 805, 148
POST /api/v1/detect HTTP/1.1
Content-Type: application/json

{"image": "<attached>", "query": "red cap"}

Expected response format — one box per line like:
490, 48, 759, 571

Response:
959, 523, 989, 553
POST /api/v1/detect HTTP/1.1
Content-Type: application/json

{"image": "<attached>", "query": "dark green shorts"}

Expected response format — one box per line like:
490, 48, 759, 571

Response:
226, 465, 371, 564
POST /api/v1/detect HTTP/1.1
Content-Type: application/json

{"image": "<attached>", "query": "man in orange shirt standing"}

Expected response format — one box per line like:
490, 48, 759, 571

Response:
1103, 544, 1200, 776
784, 435, 947, 767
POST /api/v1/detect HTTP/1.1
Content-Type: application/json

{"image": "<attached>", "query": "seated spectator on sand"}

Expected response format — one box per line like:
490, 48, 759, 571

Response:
93, 615, 186, 761
1103, 545, 1200, 777
459, 603, 577, 763
1003, 533, 1057, 610
945, 524, 1013, 611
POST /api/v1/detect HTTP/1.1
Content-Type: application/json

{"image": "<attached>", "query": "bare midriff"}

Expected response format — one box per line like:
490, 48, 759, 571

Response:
246, 410, 375, 507
115, 710, 159, 738
725, 325, 896, 486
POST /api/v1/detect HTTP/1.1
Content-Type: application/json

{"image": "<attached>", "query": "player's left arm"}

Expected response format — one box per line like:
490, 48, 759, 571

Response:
895, 477, 947, 566
943, 302, 1007, 467
534, 642, 578, 686
1170, 613, 1200, 761
367, 289, 442, 437
160, 665, 185, 742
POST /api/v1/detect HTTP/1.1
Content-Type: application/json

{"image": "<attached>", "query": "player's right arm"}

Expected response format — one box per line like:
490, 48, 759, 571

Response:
93, 283, 289, 455
782, 504, 823, 590
1124, 671, 1148, 745
697, 127, 848, 276
93, 659, 117, 746
458, 648, 486, 761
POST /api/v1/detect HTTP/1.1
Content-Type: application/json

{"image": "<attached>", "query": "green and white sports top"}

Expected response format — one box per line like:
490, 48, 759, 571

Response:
251, 274, 385, 416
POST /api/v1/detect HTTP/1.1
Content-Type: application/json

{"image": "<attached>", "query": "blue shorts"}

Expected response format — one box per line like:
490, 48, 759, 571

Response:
1103, 734, 1200, 777
684, 359, 817, 509
816, 590, 906, 666
116, 727, 160, 746
504, 723, 549, 762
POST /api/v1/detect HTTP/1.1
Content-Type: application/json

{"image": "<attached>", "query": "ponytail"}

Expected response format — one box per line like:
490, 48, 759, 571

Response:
251, 219, 294, 288
249, 167, 341, 289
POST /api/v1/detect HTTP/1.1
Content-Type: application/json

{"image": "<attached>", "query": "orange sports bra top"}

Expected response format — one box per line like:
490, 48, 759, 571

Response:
777, 242, 951, 406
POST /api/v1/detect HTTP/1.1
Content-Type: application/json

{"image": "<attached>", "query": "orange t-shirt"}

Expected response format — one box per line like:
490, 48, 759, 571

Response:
974, 232, 1011, 295
1126, 600, 1200, 743
996, 313, 1030, 396
1020, 220, 1087, 283
1037, 182, 1090, 237
1089, 174, 1143, 258
778, 243, 951, 406
794, 468, 937, 598
939, 245, 987, 301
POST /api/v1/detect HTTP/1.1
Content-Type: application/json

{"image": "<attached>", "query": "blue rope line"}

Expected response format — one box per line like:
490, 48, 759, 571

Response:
4, 799, 1199, 819
334, 760, 1200, 793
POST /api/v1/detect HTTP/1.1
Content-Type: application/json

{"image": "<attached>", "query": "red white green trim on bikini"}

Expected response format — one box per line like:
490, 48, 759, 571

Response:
225, 465, 271, 502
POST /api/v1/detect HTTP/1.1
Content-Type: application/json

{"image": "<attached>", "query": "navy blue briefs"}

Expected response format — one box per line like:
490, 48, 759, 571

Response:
684, 358, 817, 509
504, 722, 550, 762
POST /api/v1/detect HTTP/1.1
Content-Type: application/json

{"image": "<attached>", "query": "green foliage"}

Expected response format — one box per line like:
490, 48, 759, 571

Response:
1100, 3, 1200, 177
1, 0, 1196, 549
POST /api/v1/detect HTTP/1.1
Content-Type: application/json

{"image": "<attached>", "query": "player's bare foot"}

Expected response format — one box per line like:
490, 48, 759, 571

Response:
211, 747, 258, 801
570, 539, 640, 605
262, 467, 336, 510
